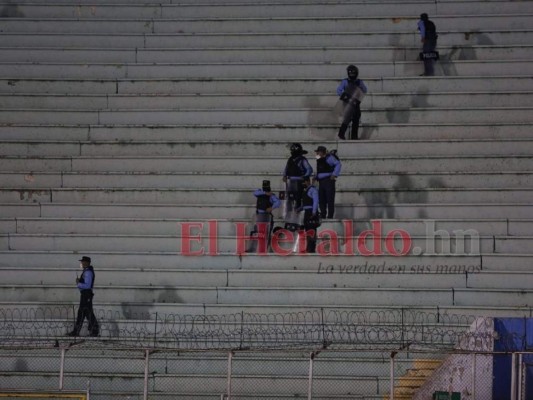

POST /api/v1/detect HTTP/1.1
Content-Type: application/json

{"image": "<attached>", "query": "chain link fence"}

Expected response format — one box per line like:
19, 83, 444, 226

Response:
0, 346, 530, 400
1, 307, 532, 399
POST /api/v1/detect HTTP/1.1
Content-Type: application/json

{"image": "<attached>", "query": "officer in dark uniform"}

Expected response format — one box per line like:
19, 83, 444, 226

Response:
251, 180, 281, 252
418, 13, 438, 76
301, 176, 320, 253
314, 146, 342, 219
67, 256, 99, 337
336, 65, 368, 140
282, 143, 313, 212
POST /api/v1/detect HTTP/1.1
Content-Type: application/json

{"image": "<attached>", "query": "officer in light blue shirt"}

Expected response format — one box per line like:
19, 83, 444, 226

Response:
67, 256, 99, 337
314, 146, 341, 219
337, 65, 368, 140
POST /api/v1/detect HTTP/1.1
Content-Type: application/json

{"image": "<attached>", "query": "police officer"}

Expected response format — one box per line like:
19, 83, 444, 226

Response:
301, 176, 320, 253
418, 13, 438, 76
252, 180, 282, 252
67, 256, 99, 337
314, 146, 341, 219
282, 143, 313, 212
337, 65, 368, 140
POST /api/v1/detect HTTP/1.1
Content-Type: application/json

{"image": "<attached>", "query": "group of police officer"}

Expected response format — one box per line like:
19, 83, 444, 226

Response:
253, 142, 342, 253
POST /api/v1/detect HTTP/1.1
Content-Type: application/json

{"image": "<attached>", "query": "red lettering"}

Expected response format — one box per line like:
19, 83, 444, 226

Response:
207, 220, 218, 256
317, 229, 339, 255
342, 220, 355, 255
385, 229, 412, 256
357, 220, 383, 256
180, 222, 205, 256
271, 229, 294, 256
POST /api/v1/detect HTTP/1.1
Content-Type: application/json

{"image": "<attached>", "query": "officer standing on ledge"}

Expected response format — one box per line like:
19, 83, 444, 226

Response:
336, 65, 368, 140
283, 143, 313, 212
418, 13, 438, 76
251, 180, 282, 252
301, 176, 320, 253
67, 256, 99, 337
314, 146, 341, 219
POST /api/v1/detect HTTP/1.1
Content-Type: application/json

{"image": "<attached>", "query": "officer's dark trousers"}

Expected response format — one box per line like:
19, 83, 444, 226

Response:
339, 101, 361, 139
423, 37, 437, 76
318, 178, 336, 219
303, 210, 318, 253
74, 290, 99, 335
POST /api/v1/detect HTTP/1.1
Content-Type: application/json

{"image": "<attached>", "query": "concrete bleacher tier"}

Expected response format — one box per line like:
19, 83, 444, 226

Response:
1, 0, 533, 398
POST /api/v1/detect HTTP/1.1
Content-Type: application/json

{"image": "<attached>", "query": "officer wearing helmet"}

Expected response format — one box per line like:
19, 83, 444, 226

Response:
336, 65, 368, 140
283, 143, 313, 212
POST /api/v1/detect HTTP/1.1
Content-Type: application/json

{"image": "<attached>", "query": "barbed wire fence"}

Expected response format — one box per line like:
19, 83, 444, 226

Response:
1, 306, 531, 399
0, 305, 516, 351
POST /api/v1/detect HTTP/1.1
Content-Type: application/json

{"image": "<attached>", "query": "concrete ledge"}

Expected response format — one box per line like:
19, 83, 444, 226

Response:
0, 284, 531, 307
1, 267, 529, 290
1, 31, 531, 49
1, 46, 531, 64
2, 123, 532, 142
2, 92, 532, 110
2, 217, 514, 236
3, 154, 533, 174
0, 250, 482, 270
1, 61, 531, 80
2, 187, 532, 205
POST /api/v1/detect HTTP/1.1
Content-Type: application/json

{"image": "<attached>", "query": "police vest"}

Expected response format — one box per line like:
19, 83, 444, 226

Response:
317, 156, 335, 174
256, 194, 271, 212
423, 20, 437, 40
343, 79, 362, 98
302, 187, 314, 208
79, 266, 95, 290
286, 156, 305, 177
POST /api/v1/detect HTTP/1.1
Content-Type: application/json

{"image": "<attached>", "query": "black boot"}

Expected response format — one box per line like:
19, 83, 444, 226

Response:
350, 124, 359, 140
338, 123, 348, 140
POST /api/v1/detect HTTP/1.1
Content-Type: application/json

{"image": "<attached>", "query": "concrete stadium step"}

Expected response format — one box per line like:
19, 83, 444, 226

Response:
0, 351, 428, 378
1, 30, 531, 49
0, 250, 482, 270
2, 231, 530, 254
1, 107, 532, 125
2, 139, 532, 157
0, 283, 531, 307
1, 15, 532, 34
3, 153, 533, 174
3, 92, 532, 110
3, 187, 533, 205
2, 171, 533, 190
5, 2, 531, 19
2, 217, 526, 236
2, 77, 531, 94
1, 267, 530, 290
1, 45, 531, 64
0, 372, 386, 397
1, 60, 530, 80
3, 202, 533, 220
1, 123, 531, 142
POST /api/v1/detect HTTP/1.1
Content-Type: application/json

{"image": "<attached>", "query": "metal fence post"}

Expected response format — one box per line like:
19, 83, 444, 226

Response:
390, 352, 396, 400
518, 353, 523, 400
143, 349, 150, 400
86, 380, 91, 400
308, 352, 315, 400
226, 351, 233, 400
472, 353, 476, 400
511, 352, 517, 400
59, 348, 66, 390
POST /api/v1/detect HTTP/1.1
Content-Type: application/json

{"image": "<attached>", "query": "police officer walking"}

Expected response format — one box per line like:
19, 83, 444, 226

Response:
283, 143, 313, 212
314, 146, 341, 219
67, 256, 99, 337
301, 176, 320, 253
418, 13, 438, 76
337, 65, 368, 140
